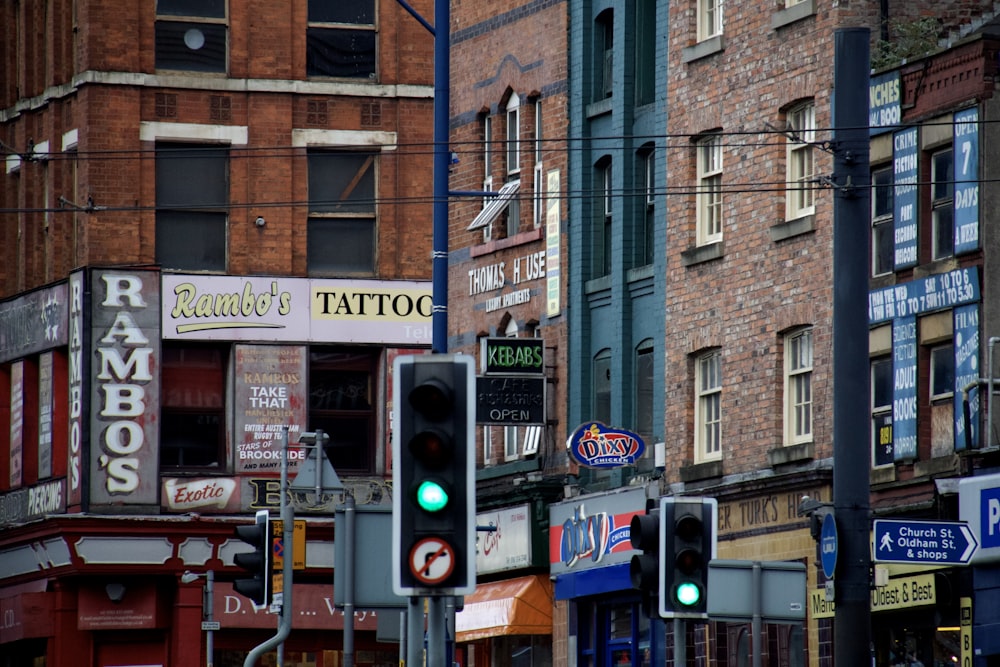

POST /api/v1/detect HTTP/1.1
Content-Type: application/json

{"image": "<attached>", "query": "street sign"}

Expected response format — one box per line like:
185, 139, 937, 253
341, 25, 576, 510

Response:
820, 513, 837, 579
873, 519, 978, 565
201, 621, 221, 631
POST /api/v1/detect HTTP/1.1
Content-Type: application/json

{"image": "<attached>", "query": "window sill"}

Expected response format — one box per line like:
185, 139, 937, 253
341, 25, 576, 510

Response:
681, 241, 724, 266
680, 459, 723, 482
771, 0, 815, 30
913, 454, 960, 479
767, 441, 814, 467
682, 35, 725, 64
470, 227, 543, 258
627, 264, 655, 283
585, 273, 612, 294
586, 98, 613, 119
769, 214, 815, 242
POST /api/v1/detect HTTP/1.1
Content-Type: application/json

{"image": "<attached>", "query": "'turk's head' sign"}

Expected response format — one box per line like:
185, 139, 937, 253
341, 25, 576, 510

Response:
567, 422, 646, 468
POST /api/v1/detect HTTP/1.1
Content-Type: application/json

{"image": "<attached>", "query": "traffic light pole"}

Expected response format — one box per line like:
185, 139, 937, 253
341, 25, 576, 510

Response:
242, 429, 295, 667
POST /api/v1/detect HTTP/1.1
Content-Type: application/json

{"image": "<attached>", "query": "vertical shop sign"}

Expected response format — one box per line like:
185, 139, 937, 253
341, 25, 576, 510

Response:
234, 345, 308, 473
892, 316, 918, 462
953, 107, 980, 255
89, 270, 160, 506
9, 361, 24, 488
546, 170, 561, 318
38, 352, 53, 478
893, 127, 918, 269
954, 304, 980, 451
67, 270, 86, 506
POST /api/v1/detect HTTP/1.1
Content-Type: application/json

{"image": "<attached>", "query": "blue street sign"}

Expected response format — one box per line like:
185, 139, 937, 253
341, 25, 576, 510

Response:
873, 519, 978, 565
820, 513, 837, 579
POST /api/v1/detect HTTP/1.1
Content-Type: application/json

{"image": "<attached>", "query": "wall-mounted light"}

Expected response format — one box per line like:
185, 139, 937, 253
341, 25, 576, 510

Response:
254, 216, 266, 228
105, 582, 127, 602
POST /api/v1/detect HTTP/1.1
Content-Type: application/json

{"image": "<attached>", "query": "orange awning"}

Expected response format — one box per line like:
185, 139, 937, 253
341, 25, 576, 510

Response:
455, 574, 553, 642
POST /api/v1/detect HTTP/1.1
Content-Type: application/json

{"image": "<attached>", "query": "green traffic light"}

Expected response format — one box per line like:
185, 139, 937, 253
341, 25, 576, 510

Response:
675, 581, 702, 607
416, 479, 450, 512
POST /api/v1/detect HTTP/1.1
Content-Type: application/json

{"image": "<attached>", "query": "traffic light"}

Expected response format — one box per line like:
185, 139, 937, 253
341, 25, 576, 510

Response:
233, 509, 272, 607
661, 497, 717, 619
392, 354, 475, 597
630, 502, 662, 617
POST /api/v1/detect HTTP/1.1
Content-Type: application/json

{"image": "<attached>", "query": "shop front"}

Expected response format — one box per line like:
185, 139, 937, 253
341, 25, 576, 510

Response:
549, 486, 658, 667
456, 503, 553, 667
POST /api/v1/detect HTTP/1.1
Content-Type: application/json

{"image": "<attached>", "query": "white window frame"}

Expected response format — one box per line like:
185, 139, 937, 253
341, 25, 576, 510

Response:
506, 93, 520, 177
694, 350, 722, 463
503, 318, 520, 461
930, 344, 955, 401
785, 102, 816, 220
697, 0, 723, 41
696, 134, 723, 245
871, 165, 894, 276
482, 116, 494, 240
784, 328, 813, 445
871, 356, 893, 468
931, 147, 955, 260
642, 148, 655, 265
533, 99, 544, 228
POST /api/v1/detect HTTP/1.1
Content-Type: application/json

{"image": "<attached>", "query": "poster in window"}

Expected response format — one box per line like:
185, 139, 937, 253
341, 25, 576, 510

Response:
953, 107, 979, 255
892, 127, 918, 269
234, 344, 308, 473
892, 316, 917, 462
9, 361, 23, 488
954, 303, 980, 451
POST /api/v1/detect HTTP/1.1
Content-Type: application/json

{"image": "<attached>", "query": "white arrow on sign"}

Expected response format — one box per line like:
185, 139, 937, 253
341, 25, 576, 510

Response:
959, 523, 979, 562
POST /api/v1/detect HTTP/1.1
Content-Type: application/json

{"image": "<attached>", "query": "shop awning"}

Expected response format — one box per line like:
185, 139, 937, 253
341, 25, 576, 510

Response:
455, 574, 553, 642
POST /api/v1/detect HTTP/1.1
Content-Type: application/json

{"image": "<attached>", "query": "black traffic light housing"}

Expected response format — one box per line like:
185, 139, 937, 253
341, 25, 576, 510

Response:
630, 500, 661, 617
392, 354, 475, 597
233, 509, 272, 607
661, 497, 717, 619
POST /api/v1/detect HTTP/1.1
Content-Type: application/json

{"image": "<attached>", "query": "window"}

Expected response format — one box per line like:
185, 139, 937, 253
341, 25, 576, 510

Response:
695, 350, 721, 462
786, 102, 816, 220
161, 343, 227, 468
784, 328, 813, 444
871, 165, 894, 276
640, 147, 656, 265
696, 134, 723, 245
697, 0, 723, 41
306, 0, 376, 79
596, 10, 614, 99
596, 160, 613, 277
931, 148, 954, 260
504, 319, 520, 460
155, 142, 228, 272
871, 356, 893, 467
155, 0, 227, 72
309, 348, 378, 473
307, 150, 377, 275
482, 115, 494, 240
594, 349, 612, 425
635, 0, 656, 106
506, 93, 521, 177
533, 99, 545, 228
635, 341, 654, 440
930, 344, 955, 400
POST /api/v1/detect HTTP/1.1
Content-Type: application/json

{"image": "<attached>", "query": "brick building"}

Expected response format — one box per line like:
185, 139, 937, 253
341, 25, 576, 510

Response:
0, 1, 435, 666
446, 0, 571, 664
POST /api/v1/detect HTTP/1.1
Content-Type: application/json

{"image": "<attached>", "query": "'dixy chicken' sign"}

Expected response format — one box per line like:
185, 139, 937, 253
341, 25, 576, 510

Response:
567, 422, 645, 469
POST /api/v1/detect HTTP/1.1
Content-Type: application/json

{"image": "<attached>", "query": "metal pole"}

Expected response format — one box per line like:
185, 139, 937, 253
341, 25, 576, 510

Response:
431, 0, 451, 353
407, 597, 424, 667
343, 493, 356, 667
206, 571, 215, 667
673, 619, 685, 665
427, 597, 446, 667
751, 562, 762, 667
242, 430, 295, 667
832, 27, 873, 667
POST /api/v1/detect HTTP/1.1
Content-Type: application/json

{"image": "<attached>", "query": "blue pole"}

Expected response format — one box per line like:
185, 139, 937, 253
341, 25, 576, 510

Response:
431, 0, 450, 353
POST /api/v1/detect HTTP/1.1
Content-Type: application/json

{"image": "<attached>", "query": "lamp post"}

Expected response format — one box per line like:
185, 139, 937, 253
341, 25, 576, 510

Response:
181, 569, 216, 667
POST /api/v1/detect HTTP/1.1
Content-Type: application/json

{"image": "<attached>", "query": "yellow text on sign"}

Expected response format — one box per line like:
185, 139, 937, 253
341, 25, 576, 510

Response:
272, 519, 306, 570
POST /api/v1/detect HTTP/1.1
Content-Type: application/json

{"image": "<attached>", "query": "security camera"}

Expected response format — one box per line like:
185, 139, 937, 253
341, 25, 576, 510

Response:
254, 216, 266, 227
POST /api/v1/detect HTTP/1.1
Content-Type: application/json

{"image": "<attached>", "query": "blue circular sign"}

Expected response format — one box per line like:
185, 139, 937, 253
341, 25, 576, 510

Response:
820, 513, 838, 579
